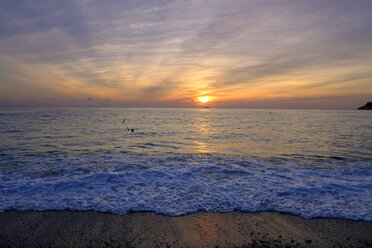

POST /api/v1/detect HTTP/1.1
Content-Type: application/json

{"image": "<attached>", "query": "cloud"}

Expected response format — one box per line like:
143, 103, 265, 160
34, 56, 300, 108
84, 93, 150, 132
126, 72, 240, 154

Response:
0, 0, 371, 107
164, 0, 372, 99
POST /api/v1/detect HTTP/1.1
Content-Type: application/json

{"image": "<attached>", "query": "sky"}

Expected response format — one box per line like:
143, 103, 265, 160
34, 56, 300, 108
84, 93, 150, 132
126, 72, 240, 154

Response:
0, 0, 371, 109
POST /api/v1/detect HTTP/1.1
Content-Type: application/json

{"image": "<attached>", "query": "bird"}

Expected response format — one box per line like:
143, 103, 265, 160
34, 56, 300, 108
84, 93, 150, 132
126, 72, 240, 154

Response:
122, 119, 135, 132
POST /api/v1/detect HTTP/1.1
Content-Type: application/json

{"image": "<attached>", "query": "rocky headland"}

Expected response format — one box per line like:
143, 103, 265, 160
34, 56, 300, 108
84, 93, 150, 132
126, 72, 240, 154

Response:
358, 102, 372, 110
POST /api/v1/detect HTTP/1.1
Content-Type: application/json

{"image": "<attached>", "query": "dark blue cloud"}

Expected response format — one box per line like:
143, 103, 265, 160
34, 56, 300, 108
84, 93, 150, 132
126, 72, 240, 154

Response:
0, 0, 89, 39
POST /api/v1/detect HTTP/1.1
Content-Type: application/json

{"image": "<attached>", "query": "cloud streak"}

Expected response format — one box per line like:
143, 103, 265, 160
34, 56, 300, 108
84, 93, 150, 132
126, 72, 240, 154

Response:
0, 0, 371, 108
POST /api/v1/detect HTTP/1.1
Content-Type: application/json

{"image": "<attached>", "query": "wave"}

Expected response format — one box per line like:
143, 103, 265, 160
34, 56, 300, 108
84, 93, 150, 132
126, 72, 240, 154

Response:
0, 154, 371, 220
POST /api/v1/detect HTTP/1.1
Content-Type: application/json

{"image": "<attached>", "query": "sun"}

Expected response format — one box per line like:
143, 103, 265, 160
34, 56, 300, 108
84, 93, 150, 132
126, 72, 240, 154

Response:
199, 97, 209, 103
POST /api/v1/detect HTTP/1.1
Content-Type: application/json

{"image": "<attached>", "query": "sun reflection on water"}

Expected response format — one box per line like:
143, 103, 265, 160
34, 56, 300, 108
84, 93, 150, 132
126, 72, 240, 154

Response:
194, 109, 214, 153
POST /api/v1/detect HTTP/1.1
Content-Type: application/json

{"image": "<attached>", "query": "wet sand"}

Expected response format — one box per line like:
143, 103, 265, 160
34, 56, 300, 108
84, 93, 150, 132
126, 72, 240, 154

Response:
0, 210, 371, 247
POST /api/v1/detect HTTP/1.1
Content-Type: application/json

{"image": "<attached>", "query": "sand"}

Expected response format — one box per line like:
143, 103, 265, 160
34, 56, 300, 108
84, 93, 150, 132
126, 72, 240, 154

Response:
0, 210, 371, 247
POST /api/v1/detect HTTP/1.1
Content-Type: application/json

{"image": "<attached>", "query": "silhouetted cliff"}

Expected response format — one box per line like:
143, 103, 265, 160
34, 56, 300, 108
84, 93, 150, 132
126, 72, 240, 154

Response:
358, 102, 372, 110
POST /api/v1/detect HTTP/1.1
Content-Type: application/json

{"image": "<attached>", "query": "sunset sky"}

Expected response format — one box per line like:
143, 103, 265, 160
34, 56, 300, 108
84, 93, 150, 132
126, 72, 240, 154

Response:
0, 0, 371, 109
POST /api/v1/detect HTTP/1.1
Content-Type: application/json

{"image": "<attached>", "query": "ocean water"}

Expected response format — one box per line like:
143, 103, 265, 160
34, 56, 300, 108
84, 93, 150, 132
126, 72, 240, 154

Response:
0, 107, 371, 220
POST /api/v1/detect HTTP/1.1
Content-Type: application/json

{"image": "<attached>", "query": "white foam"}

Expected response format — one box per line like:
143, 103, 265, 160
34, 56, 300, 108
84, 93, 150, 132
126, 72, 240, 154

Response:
0, 154, 371, 220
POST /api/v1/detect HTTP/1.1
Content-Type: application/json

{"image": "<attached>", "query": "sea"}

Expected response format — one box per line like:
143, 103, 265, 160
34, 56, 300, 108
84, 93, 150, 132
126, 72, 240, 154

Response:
0, 107, 371, 220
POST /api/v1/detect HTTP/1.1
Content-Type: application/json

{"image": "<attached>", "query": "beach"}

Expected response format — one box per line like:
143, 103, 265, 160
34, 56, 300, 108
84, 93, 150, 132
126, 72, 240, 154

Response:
1, 210, 371, 247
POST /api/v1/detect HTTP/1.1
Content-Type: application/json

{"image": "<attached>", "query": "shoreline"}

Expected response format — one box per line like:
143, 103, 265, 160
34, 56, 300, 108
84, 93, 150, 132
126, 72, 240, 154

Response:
1, 210, 371, 247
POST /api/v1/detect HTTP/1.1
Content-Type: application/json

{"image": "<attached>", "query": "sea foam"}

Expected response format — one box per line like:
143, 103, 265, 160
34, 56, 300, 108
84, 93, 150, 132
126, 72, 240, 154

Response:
1, 154, 371, 220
